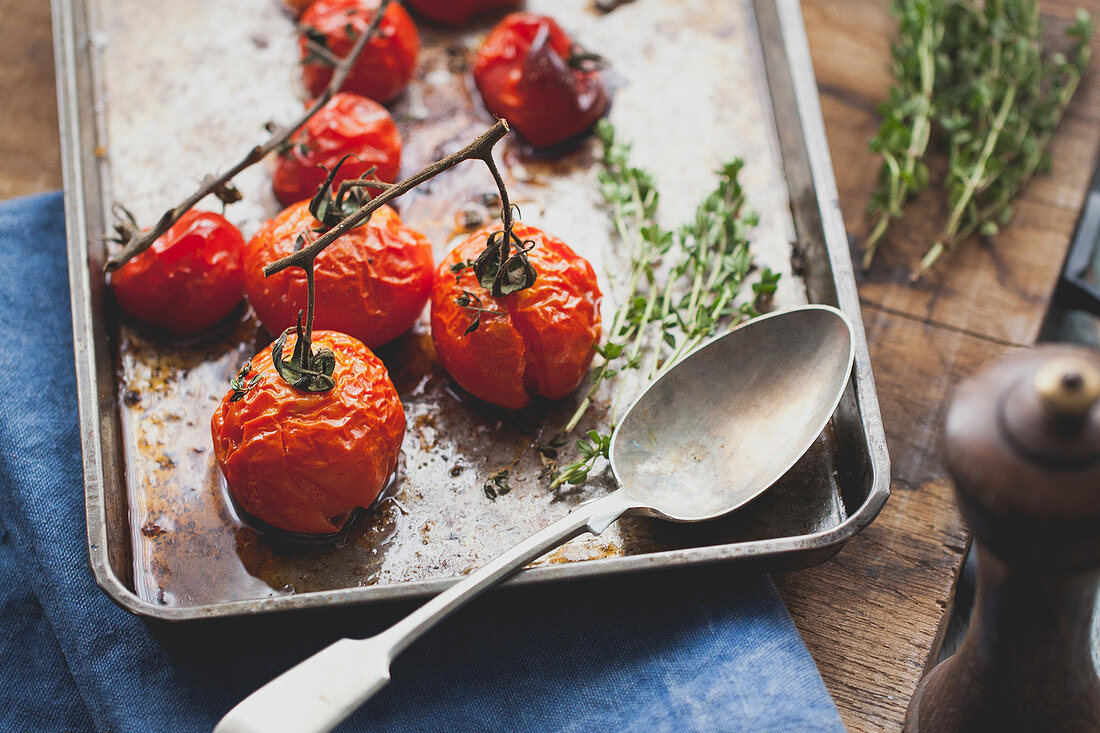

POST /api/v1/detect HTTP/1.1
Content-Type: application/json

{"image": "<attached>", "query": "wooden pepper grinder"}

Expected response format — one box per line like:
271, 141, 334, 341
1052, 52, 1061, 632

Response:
905, 345, 1100, 732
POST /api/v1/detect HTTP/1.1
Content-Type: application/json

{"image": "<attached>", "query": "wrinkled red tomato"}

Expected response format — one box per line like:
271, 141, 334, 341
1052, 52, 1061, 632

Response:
244, 201, 434, 349
405, 0, 520, 26
110, 210, 245, 336
431, 222, 602, 409
473, 13, 608, 148
211, 330, 405, 534
300, 0, 419, 104
273, 92, 402, 208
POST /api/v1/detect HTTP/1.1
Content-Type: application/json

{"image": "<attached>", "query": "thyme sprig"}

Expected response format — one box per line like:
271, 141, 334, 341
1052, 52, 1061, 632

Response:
862, 0, 1092, 276
228, 362, 260, 402
105, 0, 398, 272
560, 120, 666, 434
552, 121, 771, 488
554, 430, 611, 487
455, 290, 505, 335
861, 0, 944, 268
919, 3, 1092, 277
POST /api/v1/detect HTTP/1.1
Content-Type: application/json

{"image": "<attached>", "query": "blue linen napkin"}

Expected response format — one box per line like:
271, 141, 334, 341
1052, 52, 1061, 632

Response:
0, 191, 844, 733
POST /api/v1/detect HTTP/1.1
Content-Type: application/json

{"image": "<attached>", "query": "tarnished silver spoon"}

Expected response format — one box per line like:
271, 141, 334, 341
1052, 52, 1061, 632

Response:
215, 303, 855, 733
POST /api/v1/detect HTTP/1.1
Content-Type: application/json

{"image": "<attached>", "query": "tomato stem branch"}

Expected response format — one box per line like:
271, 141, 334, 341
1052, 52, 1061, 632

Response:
264, 119, 512, 276
303, 265, 316, 370
267, 118, 516, 394
104, 0, 397, 272
480, 150, 514, 235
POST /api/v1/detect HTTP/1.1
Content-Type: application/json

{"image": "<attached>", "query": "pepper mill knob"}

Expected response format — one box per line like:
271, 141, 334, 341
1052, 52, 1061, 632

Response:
905, 344, 1100, 732
1035, 357, 1100, 419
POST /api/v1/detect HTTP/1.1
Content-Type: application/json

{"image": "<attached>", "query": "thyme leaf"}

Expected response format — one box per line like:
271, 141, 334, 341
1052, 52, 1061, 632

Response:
553, 121, 773, 487
455, 290, 505, 335
483, 469, 511, 500
228, 362, 260, 402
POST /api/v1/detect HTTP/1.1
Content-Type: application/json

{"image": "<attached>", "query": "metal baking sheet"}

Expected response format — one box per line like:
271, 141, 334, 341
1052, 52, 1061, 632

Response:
53, 0, 890, 620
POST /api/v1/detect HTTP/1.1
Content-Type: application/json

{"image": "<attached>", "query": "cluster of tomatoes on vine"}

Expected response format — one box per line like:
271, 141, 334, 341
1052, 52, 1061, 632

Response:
109, 0, 611, 538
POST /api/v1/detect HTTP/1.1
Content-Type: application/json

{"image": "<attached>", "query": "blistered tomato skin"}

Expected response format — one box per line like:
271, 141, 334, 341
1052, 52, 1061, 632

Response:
211, 330, 405, 534
431, 223, 602, 410
245, 202, 434, 349
300, 0, 419, 104
473, 13, 608, 148
273, 93, 402, 208
110, 210, 245, 336
405, 0, 520, 26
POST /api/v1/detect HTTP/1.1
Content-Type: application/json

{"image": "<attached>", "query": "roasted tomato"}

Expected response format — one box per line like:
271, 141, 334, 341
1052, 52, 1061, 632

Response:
110, 210, 245, 336
211, 330, 405, 534
405, 0, 520, 26
431, 222, 601, 409
244, 201, 433, 349
300, 0, 419, 104
473, 13, 608, 148
273, 92, 402, 208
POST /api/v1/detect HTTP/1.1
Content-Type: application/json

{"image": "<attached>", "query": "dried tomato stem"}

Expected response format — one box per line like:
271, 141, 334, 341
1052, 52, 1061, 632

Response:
104, 0, 397, 272
264, 119, 512, 276
336, 177, 394, 201
480, 150, 514, 235
304, 39, 343, 68
303, 264, 317, 370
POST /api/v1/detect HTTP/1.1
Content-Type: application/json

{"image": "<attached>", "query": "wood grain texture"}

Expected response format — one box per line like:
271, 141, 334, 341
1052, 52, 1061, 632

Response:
3, 1, 1100, 732
774, 1, 1100, 731
0, 0, 62, 198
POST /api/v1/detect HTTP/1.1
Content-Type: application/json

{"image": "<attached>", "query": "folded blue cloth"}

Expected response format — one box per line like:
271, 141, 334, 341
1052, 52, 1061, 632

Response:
0, 191, 843, 733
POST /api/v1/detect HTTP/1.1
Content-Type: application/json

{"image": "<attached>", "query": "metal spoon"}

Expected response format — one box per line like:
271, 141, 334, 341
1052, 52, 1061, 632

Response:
215, 303, 855, 733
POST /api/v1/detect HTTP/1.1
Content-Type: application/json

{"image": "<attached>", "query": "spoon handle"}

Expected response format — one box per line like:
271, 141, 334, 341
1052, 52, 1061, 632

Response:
214, 490, 636, 733
382, 490, 634, 658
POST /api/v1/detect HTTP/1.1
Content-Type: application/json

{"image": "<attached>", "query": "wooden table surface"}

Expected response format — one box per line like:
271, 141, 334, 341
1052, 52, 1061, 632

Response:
3, 0, 1099, 730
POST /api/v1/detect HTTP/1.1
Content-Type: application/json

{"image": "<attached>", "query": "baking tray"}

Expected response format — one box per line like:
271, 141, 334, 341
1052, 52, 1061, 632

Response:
53, 0, 890, 621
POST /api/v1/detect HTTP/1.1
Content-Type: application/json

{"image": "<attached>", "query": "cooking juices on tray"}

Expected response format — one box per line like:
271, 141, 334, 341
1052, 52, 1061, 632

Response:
81, 0, 875, 614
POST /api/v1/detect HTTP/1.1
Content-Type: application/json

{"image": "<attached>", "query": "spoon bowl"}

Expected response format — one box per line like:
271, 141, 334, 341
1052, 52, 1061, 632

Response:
613, 305, 854, 521
215, 304, 856, 733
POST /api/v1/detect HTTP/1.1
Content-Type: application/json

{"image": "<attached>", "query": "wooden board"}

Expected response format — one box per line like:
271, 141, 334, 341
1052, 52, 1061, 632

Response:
4, 1, 1100, 730
0, 0, 62, 200
773, 1, 1100, 730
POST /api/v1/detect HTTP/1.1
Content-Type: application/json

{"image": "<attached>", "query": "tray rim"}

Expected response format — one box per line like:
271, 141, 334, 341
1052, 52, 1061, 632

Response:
54, 0, 891, 622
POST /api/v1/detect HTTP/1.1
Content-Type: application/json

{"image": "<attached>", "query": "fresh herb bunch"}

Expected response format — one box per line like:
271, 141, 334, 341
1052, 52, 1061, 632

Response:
552, 120, 772, 488
863, 0, 945, 268
862, 0, 1092, 276
923, 2, 1092, 275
